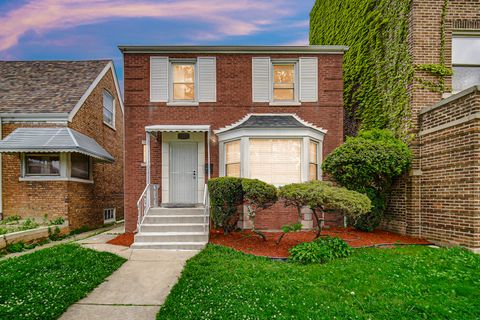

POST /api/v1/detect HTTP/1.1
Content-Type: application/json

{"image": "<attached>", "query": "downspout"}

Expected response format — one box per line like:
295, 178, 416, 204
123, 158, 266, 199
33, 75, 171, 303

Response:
0, 116, 3, 220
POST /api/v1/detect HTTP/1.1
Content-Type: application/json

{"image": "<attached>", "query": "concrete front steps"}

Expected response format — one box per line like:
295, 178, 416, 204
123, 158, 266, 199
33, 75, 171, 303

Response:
132, 207, 208, 250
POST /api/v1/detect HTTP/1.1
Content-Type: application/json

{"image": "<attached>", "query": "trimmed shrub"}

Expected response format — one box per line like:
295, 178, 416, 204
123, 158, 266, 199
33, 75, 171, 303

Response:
322, 129, 412, 231
242, 179, 278, 240
279, 181, 371, 237
289, 237, 353, 264
208, 177, 243, 234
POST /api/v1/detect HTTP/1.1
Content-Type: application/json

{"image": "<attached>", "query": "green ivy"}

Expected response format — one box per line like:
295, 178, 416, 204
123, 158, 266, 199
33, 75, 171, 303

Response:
310, 0, 413, 136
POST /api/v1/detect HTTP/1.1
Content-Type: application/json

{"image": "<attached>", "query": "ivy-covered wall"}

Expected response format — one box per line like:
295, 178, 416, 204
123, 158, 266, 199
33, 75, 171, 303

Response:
310, 0, 413, 136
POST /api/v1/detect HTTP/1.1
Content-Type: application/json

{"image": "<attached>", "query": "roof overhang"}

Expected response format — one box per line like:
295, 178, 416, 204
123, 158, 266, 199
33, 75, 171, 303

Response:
119, 45, 349, 55
214, 114, 327, 142
0, 127, 114, 162
145, 125, 211, 133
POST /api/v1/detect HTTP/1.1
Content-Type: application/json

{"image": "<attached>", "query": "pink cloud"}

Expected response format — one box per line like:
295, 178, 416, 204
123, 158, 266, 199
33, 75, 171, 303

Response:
0, 0, 294, 52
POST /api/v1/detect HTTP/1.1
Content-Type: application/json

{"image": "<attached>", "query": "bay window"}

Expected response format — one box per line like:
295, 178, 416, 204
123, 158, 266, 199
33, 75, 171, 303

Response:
452, 34, 480, 92
22, 153, 92, 182
309, 141, 319, 181
71, 153, 90, 180
225, 140, 241, 177
249, 139, 301, 185
26, 154, 60, 176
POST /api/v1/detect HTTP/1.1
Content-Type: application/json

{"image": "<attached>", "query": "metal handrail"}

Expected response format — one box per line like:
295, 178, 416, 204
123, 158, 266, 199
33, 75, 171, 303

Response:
136, 184, 159, 232
203, 184, 210, 236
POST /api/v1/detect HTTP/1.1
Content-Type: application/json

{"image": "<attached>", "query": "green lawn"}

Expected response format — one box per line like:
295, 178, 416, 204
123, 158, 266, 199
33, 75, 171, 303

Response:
158, 244, 480, 320
0, 244, 126, 320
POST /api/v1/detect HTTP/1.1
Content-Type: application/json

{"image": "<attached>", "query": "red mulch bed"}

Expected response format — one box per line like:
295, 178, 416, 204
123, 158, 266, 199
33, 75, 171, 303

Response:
107, 233, 134, 247
210, 228, 431, 258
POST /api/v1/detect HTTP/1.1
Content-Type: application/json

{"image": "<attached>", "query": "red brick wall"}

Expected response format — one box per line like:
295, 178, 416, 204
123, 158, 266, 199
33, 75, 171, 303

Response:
69, 68, 124, 229
124, 52, 345, 232
1, 67, 124, 230
2, 123, 69, 222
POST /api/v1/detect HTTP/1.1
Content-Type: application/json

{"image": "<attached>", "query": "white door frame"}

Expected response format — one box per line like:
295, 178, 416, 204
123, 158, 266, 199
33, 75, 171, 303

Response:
169, 142, 198, 204
161, 132, 205, 205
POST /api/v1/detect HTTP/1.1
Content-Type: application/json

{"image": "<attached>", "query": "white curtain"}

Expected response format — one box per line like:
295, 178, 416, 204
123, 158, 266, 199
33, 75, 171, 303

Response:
249, 139, 301, 185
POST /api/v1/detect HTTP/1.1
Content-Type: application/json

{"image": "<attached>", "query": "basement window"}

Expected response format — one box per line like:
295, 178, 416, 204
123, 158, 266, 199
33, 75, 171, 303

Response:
103, 208, 116, 223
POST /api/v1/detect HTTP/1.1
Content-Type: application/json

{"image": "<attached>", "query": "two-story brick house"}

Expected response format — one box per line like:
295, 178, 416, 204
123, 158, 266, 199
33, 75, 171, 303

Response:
121, 45, 347, 249
0, 60, 124, 230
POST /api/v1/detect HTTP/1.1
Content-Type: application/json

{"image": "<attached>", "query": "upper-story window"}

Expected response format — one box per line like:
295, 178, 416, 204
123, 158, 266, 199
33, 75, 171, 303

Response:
252, 57, 317, 105
103, 90, 115, 127
172, 63, 196, 101
273, 63, 296, 101
452, 34, 480, 93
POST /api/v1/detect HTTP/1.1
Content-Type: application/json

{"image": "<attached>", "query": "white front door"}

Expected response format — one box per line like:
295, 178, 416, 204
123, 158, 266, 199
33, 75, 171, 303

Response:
169, 142, 198, 204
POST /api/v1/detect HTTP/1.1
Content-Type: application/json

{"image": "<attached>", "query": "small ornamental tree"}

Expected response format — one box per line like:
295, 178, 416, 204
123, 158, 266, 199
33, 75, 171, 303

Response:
208, 177, 243, 234
279, 181, 371, 238
242, 178, 278, 240
322, 129, 412, 231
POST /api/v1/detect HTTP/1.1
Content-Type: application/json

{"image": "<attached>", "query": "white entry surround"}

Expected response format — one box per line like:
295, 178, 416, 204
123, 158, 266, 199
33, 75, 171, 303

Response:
162, 132, 205, 204
145, 125, 210, 206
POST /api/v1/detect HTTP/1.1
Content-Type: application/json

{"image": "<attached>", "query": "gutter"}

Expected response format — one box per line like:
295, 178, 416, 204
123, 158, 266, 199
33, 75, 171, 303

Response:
0, 113, 69, 122
118, 45, 349, 55
0, 116, 2, 220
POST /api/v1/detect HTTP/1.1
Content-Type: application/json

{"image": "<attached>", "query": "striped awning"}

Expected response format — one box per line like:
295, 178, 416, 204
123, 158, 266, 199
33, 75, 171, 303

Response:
0, 127, 114, 162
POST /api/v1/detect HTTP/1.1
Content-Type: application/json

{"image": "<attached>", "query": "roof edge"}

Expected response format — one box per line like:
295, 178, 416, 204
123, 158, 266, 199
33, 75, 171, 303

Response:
214, 113, 328, 135
118, 45, 348, 54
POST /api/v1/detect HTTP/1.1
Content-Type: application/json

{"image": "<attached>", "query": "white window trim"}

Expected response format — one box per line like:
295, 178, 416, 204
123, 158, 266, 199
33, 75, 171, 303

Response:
218, 128, 324, 186
270, 59, 299, 106
167, 59, 199, 106
20, 153, 93, 183
103, 208, 116, 223
103, 89, 116, 130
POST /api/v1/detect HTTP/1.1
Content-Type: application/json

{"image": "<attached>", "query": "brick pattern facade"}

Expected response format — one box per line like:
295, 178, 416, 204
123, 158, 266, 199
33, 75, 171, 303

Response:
418, 89, 480, 248
123, 52, 345, 232
1, 68, 124, 230
385, 0, 480, 249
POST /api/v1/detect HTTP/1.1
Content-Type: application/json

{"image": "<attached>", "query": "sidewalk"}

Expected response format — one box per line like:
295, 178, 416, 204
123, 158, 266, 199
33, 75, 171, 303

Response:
60, 229, 199, 320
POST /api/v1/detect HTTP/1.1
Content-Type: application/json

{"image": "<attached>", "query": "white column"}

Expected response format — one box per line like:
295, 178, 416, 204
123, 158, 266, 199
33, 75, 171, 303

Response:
301, 137, 309, 182
240, 137, 249, 178
207, 131, 211, 179
146, 131, 151, 186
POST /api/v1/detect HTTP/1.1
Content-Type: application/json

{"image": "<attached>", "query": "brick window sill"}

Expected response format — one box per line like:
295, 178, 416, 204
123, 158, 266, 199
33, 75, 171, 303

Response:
19, 177, 94, 184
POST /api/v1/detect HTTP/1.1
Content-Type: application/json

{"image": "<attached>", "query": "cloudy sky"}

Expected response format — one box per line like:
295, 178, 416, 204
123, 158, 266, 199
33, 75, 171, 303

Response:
0, 0, 314, 84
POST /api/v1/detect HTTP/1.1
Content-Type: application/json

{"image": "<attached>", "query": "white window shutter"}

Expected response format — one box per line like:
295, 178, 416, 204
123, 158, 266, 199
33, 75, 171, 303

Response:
299, 57, 318, 102
150, 57, 168, 102
198, 57, 216, 102
252, 57, 271, 102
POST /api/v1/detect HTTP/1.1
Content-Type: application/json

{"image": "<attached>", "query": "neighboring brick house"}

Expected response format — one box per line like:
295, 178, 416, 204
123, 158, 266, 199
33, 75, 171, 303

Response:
0, 60, 124, 230
120, 45, 347, 247
311, 0, 480, 251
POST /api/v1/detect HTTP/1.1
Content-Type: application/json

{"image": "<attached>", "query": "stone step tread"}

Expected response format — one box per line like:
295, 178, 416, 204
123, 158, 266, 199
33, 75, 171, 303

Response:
136, 232, 208, 236
141, 223, 208, 226
145, 214, 207, 218
133, 242, 208, 245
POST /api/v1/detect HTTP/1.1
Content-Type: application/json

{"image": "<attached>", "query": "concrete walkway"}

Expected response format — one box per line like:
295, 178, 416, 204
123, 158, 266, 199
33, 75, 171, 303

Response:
60, 229, 199, 320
